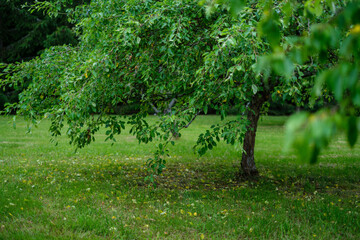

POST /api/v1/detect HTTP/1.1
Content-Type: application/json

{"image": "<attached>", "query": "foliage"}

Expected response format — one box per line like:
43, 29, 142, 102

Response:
2, 0, 359, 175
0, 0, 79, 63
273, 0, 360, 161
0, 0, 82, 111
205, 0, 360, 162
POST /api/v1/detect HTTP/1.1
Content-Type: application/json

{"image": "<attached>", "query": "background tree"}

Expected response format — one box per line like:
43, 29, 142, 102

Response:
2, 0, 359, 178
0, 0, 87, 110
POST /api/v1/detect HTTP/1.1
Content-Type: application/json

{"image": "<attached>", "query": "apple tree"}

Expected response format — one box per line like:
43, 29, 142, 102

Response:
2, 0, 359, 178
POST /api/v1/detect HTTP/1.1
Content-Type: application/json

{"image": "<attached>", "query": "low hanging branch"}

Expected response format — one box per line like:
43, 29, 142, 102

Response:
182, 110, 201, 129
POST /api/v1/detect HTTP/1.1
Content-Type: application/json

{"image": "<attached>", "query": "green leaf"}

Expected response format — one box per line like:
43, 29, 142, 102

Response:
230, 0, 247, 16
305, 0, 323, 17
258, 11, 280, 48
236, 65, 244, 72
284, 112, 308, 150
347, 116, 358, 148
309, 145, 320, 164
203, 105, 208, 115
282, 1, 293, 26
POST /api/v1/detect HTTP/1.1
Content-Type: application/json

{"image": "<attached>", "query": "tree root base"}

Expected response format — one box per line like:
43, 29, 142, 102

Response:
235, 169, 260, 181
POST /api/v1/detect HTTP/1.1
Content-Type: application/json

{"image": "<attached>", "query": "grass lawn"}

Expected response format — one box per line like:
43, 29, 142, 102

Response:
0, 115, 359, 239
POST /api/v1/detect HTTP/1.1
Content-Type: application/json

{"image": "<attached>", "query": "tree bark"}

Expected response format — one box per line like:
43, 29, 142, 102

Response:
150, 99, 180, 139
241, 94, 267, 177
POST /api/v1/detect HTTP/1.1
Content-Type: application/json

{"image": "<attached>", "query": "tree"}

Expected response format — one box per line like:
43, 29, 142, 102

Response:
0, 0, 78, 63
2, 0, 359, 178
0, 0, 88, 110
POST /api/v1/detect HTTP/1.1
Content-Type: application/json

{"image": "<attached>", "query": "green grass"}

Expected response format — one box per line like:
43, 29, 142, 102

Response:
0, 115, 359, 239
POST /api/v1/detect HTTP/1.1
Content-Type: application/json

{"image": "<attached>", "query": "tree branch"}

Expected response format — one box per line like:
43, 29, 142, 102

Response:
150, 103, 160, 115
164, 98, 177, 114
183, 110, 201, 129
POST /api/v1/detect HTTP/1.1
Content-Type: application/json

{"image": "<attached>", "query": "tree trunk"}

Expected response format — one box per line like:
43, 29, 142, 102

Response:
241, 94, 267, 177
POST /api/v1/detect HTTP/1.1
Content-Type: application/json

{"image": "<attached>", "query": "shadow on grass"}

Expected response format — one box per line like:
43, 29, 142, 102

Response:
80, 159, 360, 198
